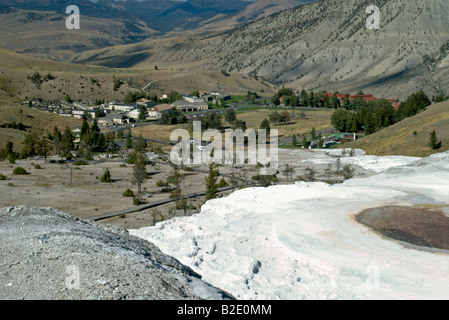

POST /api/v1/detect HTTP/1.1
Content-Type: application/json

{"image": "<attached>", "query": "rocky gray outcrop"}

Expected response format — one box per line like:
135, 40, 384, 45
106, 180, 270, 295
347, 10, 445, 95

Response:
0, 206, 234, 300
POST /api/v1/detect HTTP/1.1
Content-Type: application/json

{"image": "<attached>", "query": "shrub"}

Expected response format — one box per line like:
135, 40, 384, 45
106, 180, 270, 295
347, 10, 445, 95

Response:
133, 197, 146, 205
100, 168, 112, 183
156, 180, 168, 187
8, 154, 16, 164
123, 189, 134, 197
217, 177, 228, 188
342, 164, 355, 180
0, 172, 7, 180
160, 186, 172, 193
13, 167, 28, 175
74, 160, 88, 165
34, 164, 41, 169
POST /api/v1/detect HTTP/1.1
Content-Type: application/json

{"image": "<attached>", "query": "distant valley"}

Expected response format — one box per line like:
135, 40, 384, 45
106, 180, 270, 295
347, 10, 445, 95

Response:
0, 0, 314, 60
70, 0, 449, 100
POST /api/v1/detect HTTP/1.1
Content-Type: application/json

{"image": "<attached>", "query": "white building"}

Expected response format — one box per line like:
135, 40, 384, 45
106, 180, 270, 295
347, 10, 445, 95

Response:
171, 100, 208, 112
128, 109, 140, 120
148, 104, 172, 120
107, 102, 136, 112
183, 95, 205, 103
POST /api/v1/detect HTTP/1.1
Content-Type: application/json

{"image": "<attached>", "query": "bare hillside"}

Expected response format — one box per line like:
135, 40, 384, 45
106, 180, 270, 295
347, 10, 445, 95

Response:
72, 0, 449, 100
0, 47, 277, 103
193, 0, 313, 32
0, 6, 158, 61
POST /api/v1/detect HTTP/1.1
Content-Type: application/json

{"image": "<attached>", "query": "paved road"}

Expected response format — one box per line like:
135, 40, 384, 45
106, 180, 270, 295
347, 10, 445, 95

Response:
86, 158, 251, 222
86, 185, 236, 222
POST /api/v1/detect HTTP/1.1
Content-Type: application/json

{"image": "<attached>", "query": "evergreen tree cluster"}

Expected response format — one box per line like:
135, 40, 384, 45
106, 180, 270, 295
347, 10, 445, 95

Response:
331, 91, 432, 135
78, 119, 116, 157
1, 122, 27, 131
49, 126, 75, 159
160, 107, 188, 125
271, 87, 299, 106
244, 91, 260, 103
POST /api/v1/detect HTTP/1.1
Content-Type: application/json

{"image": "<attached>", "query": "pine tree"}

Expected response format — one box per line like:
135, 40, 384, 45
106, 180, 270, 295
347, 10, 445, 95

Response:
168, 166, 186, 211
96, 133, 106, 152
302, 136, 307, 148
138, 105, 148, 121
259, 119, 271, 137
80, 119, 90, 142
23, 131, 39, 157
132, 153, 148, 198
36, 136, 52, 163
292, 135, 297, 147
311, 127, 316, 140
126, 129, 133, 150
364, 113, 376, 135
100, 168, 113, 183
318, 137, 324, 148
60, 126, 74, 159
205, 162, 219, 201
52, 126, 62, 155
429, 130, 441, 150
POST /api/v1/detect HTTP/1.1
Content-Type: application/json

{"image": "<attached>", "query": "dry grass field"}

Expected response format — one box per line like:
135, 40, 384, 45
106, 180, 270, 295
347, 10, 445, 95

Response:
131, 108, 335, 147
236, 108, 335, 139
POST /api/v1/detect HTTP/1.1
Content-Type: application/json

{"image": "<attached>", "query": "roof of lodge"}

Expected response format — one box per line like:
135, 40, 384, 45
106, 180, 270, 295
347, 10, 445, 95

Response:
171, 100, 208, 107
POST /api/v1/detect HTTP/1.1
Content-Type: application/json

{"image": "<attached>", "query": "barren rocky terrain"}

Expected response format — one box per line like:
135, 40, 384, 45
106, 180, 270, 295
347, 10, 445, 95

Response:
0, 205, 234, 299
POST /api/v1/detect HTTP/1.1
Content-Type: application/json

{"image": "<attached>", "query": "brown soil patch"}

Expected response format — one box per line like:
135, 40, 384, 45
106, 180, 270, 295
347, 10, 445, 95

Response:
356, 206, 449, 251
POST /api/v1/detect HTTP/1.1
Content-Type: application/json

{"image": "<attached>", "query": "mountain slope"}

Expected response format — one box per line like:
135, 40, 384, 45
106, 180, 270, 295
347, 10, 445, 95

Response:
0, 1, 159, 61
72, 0, 449, 99
156, 0, 248, 32
188, 0, 314, 32
343, 100, 449, 157
0, 47, 277, 103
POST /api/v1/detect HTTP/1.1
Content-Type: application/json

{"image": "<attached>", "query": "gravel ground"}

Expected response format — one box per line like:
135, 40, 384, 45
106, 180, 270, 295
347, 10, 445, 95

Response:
0, 206, 235, 300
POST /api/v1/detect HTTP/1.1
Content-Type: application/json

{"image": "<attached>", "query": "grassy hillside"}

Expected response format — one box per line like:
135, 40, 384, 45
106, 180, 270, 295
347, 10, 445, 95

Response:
0, 47, 277, 102
342, 100, 449, 157
0, 103, 82, 152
